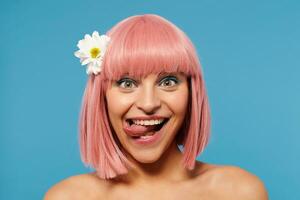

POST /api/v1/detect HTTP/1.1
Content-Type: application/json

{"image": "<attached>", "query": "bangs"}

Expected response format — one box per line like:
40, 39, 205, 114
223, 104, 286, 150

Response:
102, 15, 198, 81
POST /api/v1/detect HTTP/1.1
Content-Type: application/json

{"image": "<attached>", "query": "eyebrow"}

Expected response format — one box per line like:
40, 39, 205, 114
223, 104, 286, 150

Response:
157, 72, 178, 78
116, 72, 181, 82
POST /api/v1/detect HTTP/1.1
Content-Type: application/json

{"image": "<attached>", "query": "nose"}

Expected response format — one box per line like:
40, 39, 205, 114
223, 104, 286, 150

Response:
135, 85, 161, 114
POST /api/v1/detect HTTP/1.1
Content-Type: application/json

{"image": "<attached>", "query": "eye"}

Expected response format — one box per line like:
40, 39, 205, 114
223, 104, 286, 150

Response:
116, 78, 137, 89
159, 76, 179, 87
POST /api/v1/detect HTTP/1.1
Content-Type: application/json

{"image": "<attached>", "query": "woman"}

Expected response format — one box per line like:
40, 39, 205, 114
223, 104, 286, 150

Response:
45, 14, 268, 199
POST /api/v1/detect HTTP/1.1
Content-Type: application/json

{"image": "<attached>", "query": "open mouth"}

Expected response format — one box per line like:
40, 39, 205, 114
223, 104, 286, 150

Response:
125, 118, 169, 139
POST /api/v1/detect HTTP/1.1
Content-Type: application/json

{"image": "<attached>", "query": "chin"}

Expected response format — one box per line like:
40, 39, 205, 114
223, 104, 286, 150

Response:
129, 149, 163, 164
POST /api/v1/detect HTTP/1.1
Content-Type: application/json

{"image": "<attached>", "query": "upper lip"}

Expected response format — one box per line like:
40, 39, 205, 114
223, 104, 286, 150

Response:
126, 115, 169, 121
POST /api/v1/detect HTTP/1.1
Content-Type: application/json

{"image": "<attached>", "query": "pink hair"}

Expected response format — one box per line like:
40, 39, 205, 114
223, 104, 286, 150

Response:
78, 14, 211, 179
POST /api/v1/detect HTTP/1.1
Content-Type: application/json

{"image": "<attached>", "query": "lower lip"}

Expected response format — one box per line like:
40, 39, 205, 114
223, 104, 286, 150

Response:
130, 123, 167, 146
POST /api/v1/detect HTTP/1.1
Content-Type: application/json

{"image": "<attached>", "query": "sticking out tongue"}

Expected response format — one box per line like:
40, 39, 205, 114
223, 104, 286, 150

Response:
123, 121, 161, 136
131, 124, 157, 134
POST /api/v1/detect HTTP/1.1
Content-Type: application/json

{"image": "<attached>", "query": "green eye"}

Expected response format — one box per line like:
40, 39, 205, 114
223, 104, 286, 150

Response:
159, 76, 179, 87
116, 78, 137, 89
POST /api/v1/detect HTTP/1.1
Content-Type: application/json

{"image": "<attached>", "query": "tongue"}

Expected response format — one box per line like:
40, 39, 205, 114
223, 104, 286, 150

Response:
132, 124, 157, 132
123, 122, 158, 136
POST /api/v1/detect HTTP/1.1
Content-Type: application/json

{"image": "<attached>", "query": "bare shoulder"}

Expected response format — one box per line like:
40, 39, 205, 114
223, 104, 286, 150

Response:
44, 173, 109, 200
195, 162, 269, 200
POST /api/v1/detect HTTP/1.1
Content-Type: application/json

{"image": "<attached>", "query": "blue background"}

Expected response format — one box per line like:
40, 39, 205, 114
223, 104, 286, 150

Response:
1, 0, 299, 199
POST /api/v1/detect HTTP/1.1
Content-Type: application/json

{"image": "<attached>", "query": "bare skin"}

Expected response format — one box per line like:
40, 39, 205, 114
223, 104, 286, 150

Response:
44, 160, 268, 200
44, 136, 268, 200
44, 73, 268, 199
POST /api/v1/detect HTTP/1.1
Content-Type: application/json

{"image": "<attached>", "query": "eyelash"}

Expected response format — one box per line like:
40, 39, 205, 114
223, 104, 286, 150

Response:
116, 78, 137, 89
116, 76, 179, 89
159, 76, 179, 87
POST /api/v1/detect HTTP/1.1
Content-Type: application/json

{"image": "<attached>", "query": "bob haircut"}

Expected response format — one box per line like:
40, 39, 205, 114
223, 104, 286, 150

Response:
79, 14, 211, 179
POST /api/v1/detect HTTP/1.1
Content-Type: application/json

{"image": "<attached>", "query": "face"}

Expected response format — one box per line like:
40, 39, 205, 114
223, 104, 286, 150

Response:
105, 72, 189, 163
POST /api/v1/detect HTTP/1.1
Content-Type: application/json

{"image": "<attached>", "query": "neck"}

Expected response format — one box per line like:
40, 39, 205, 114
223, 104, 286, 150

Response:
115, 142, 195, 186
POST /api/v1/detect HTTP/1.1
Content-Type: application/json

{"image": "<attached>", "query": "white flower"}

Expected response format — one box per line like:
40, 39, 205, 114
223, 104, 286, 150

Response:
74, 31, 110, 75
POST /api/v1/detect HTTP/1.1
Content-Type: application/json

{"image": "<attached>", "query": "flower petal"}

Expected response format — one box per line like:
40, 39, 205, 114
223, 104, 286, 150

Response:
86, 63, 97, 75
92, 31, 100, 39
86, 66, 93, 75
75, 31, 110, 75
74, 50, 85, 58
82, 57, 92, 65
84, 34, 92, 40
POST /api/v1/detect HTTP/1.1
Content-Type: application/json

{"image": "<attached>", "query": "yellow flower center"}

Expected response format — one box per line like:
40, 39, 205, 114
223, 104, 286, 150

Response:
90, 47, 101, 58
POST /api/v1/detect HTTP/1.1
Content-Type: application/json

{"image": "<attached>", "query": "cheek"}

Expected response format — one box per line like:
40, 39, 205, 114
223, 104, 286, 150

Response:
106, 90, 134, 118
162, 90, 189, 116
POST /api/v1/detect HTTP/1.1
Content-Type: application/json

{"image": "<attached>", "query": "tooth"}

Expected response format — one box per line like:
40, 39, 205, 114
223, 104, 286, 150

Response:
142, 132, 155, 137
132, 119, 165, 126
140, 135, 151, 139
